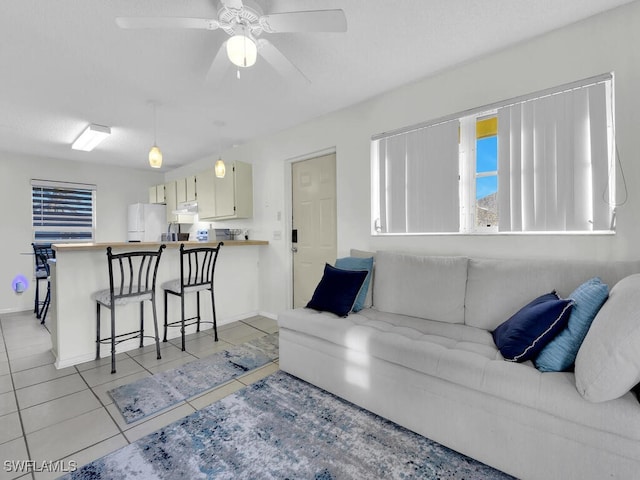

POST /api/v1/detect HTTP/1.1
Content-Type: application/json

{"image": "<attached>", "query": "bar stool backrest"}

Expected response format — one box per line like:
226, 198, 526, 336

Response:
106, 245, 166, 304
37, 253, 51, 276
32, 243, 55, 271
179, 242, 223, 291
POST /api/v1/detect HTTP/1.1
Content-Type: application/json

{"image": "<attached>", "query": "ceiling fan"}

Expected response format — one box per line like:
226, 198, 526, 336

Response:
115, 0, 347, 83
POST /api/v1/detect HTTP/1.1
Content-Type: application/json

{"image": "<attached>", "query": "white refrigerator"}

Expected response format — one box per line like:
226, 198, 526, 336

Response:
127, 203, 166, 242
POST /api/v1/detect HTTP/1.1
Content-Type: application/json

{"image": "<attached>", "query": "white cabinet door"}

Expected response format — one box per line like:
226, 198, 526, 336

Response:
215, 170, 235, 218
195, 169, 216, 219
176, 178, 187, 204
186, 175, 197, 202
164, 181, 177, 223
195, 161, 253, 220
232, 161, 253, 219
176, 176, 196, 204
149, 184, 166, 204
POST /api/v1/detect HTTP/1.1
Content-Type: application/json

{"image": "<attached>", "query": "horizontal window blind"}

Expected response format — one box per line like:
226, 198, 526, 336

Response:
32, 180, 96, 242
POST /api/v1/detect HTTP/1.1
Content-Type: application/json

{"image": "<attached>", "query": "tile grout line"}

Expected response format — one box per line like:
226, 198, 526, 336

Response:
1, 313, 279, 477
0, 315, 37, 480
74, 362, 132, 445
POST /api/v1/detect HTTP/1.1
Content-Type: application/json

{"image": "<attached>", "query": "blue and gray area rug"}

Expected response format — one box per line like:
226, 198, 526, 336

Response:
66, 371, 513, 479
109, 333, 279, 423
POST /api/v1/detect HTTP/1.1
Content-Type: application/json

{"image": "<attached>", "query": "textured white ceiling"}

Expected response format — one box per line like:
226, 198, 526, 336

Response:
0, 0, 634, 170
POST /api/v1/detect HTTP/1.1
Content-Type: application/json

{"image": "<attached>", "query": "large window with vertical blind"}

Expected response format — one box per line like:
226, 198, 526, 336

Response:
371, 73, 615, 235
32, 180, 96, 242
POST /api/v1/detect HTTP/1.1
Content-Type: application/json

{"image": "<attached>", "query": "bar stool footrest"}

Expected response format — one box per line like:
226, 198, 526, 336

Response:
97, 330, 159, 347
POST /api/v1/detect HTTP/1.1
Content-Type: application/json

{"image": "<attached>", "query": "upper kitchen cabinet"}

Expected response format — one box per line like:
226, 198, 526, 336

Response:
149, 184, 165, 204
176, 175, 197, 204
196, 161, 253, 220
165, 180, 194, 224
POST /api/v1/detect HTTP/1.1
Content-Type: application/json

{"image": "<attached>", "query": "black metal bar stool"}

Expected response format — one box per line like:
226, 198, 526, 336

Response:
162, 242, 223, 351
36, 253, 52, 325
31, 243, 55, 320
92, 245, 166, 374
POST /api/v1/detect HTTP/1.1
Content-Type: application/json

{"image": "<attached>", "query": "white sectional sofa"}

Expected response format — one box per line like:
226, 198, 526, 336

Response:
278, 251, 640, 480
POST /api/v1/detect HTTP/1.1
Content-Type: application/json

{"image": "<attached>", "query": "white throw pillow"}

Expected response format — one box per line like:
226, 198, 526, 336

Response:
574, 274, 640, 402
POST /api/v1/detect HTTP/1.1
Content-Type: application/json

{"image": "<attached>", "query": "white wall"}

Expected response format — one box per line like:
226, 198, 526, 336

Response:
173, 1, 640, 318
5, 3, 639, 319
0, 152, 164, 313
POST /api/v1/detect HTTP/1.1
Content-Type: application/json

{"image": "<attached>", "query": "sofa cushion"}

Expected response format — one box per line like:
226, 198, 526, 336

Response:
279, 306, 640, 443
535, 277, 609, 372
279, 307, 498, 362
335, 256, 374, 312
373, 251, 468, 324
492, 292, 574, 362
306, 264, 368, 317
465, 258, 640, 331
575, 274, 640, 402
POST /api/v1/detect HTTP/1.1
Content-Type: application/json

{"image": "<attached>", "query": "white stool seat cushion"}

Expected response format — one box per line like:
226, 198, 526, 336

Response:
92, 288, 152, 306
161, 279, 211, 294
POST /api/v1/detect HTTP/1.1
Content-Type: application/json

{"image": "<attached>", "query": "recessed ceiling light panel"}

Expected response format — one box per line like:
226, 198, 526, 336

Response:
71, 124, 111, 151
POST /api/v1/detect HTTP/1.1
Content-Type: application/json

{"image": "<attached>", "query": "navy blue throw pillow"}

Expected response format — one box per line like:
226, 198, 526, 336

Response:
306, 264, 369, 317
492, 291, 574, 362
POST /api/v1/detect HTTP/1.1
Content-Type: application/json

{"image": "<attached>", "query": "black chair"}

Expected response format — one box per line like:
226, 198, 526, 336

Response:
92, 245, 166, 374
31, 243, 55, 320
162, 242, 223, 351
36, 253, 52, 325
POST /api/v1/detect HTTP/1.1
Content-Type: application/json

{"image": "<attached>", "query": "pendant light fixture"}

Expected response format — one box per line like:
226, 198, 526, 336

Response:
214, 156, 226, 178
214, 136, 226, 178
149, 103, 162, 168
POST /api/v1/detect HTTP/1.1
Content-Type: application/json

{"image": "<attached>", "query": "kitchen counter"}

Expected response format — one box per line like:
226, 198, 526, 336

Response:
53, 239, 268, 251
49, 240, 268, 368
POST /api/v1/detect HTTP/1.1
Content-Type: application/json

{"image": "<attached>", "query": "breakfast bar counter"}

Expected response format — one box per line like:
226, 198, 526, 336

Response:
49, 240, 268, 368
53, 240, 269, 251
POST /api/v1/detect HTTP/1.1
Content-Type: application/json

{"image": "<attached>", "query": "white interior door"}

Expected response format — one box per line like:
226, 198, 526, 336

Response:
292, 153, 337, 308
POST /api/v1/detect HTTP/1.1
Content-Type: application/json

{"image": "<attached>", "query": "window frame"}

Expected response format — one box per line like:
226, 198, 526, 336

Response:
371, 73, 615, 236
31, 179, 96, 243
465, 113, 499, 233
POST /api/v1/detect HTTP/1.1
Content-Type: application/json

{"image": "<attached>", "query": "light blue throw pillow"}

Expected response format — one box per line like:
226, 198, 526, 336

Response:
335, 256, 374, 312
535, 277, 609, 372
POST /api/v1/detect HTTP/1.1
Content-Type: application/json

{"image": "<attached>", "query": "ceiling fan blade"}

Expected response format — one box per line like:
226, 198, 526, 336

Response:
260, 9, 347, 33
115, 17, 220, 30
205, 41, 231, 84
221, 0, 244, 10
257, 39, 310, 84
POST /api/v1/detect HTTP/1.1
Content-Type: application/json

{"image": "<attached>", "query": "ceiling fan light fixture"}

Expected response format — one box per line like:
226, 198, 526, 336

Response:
149, 145, 162, 168
226, 34, 257, 68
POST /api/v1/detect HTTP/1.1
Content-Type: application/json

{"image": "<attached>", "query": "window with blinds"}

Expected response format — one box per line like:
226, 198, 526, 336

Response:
32, 180, 96, 242
497, 80, 613, 232
372, 120, 460, 234
372, 73, 615, 235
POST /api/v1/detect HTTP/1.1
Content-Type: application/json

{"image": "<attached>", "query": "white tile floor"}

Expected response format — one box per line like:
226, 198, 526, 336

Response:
0, 310, 279, 480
